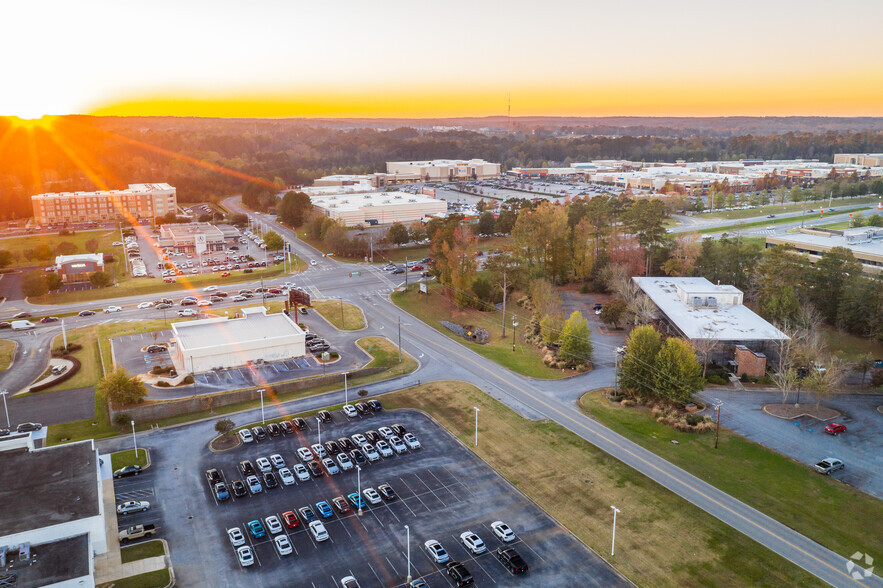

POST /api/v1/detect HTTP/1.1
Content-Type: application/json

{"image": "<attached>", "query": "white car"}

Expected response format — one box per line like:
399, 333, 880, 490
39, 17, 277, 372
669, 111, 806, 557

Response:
103, 306, 122, 313
137, 302, 153, 309
197, 300, 212, 307
342, 405, 357, 418
274, 534, 293, 556
491, 521, 515, 542
361, 443, 381, 463
363, 487, 382, 505
309, 520, 329, 542
178, 309, 197, 317
278, 467, 295, 486
203, 285, 218, 291
402, 433, 421, 450
389, 435, 408, 454
190, 268, 198, 274
459, 531, 486, 554
269, 453, 285, 469
246, 475, 262, 494
255, 457, 272, 473
265, 515, 283, 535
238, 429, 254, 443
292, 463, 311, 481
337, 452, 354, 471
231, 295, 247, 302
311, 443, 327, 458
113, 241, 123, 246
297, 447, 314, 462
227, 527, 245, 547
322, 457, 340, 475
375, 439, 393, 457
236, 545, 254, 567
378, 426, 394, 440
117, 500, 150, 515
351, 433, 367, 445
310, 260, 317, 266
424, 539, 450, 564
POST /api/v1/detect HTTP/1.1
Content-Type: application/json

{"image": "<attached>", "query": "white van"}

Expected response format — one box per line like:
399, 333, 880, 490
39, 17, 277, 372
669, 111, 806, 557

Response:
11, 320, 36, 330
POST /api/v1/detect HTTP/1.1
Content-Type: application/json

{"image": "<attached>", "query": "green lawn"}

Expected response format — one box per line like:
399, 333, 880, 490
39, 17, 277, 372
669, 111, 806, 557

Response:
110, 449, 149, 470
120, 540, 165, 564
97, 568, 170, 588
380, 382, 820, 587
392, 283, 568, 379
821, 324, 883, 362
697, 206, 874, 235
699, 195, 883, 220
0, 339, 15, 371
0, 229, 118, 269
311, 299, 366, 330
814, 220, 852, 230
578, 390, 883, 563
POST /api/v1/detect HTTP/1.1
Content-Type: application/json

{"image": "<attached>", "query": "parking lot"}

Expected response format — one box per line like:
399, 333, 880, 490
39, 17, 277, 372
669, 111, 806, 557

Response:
148, 409, 625, 587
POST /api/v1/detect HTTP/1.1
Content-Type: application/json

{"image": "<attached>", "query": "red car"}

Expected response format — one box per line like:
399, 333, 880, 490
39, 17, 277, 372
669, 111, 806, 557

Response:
281, 510, 300, 529
410, 265, 424, 272
220, 271, 230, 277
824, 423, 847, 435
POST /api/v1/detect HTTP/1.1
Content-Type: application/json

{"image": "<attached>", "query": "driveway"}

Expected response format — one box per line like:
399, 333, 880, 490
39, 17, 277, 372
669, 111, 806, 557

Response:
697, 389, 883, 499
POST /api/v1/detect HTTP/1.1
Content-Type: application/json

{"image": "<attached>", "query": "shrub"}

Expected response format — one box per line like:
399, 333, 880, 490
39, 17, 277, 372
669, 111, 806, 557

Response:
329, 351, 339, 359
579, 283, 590, 294
685, 414, 703, 426
621, 399, 636, 407
870, 369, 883, 388
706, 375, 729, 385
181, 375, 194, 385
358, 389, 369, 397
154, 381, 171, 387
113, 413, 132, 428
244, 268, 253, 274
740, 372, 750, 383
51, 343, 83, 357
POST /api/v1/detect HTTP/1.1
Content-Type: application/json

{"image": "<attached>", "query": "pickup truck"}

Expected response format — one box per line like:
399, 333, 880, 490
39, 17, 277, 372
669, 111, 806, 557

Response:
813, 458, 844, 474
119, 524, 156, 544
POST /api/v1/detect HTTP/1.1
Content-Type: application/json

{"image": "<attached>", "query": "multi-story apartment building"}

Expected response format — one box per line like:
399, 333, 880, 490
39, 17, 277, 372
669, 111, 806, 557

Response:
31, 183, 177, 225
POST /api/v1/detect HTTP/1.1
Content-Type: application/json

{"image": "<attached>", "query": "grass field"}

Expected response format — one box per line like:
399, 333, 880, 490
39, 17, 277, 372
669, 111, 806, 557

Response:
311, 299, 366, 330
579, 390, 883, 564
697, 206, 874, 235
0, 229, 118, 269
97, 568, 170, 588
380, 382, 820, 587
120, 540, 165, 564
821, 324, 883, 362
392, 283, 568, 379
0, 339, 15, 371
698, 195, 883, 220
111, 448, 149, 470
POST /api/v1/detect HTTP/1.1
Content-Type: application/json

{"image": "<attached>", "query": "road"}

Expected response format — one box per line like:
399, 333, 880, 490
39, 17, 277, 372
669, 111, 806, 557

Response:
670, 205, 879, 235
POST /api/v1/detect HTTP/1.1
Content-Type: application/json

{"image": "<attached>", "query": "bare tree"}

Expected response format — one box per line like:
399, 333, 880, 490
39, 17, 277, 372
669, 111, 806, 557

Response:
692, 325, 721, 378
631, 294, 658, 326
805, 358, 846, 409
855, 353, 875, 386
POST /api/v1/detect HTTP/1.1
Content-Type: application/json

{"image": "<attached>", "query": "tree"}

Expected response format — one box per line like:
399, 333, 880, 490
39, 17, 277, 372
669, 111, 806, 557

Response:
97, 368, 147, 406
662, 233, 701, 277
444, 225, 478, 308
229, 213, 248, 227
89, 271, 113, 287
599, 298, 627, 329
387, 223, 409, 246
21, 271, 48, 298
692, 326, 720, 378
477, 212, 496, 236
32, 244, 53, 261
408, 221, 426, 243
0, 250, 13, 268
46, 273, 63, 291
471, 276, 493, 305
215, 418, 235, 437
539, 313, 564, 344
559, 311, 593, 365
84, 239, 99, 253
55, 241, 77, 255
653, 338, 704, 403
805, 359, 846, 409
276, 191, 313, 227
620, 325, 663, 399
855, 354, 875, 386
263, 230, 284, 251
808, 247, 863, 323
198, 213, 212, 222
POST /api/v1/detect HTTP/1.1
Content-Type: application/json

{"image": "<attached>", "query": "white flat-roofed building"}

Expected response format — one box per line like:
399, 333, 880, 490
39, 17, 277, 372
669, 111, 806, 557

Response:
32, 183, 176, 225
633, 277, 788, 362
766, 227, 883, 276
169, 306, 305, 374
55, 253, 105, 283
312, 191, 447, 227
386, 159, 501, 182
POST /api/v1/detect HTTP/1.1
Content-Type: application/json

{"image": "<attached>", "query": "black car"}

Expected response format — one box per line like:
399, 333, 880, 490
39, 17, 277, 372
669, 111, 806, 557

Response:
205, 468, 222, 486
378, 483, 397, 501
307, 460, 324, 477
446, 562, 474, 586
300, 307, 308, 315
263, 472, 278, 489
239, 460, 255, 477
324, 440, 341, 455
391, 423, 407, 436
155, 303, 172, 310
78, 310, 96, 317
0, 429, 9, 437
40, 316, 59, 323
354, 402, 368, 415
146, 345, 165, 353
230, 479, 247, 497
292, 417, 307, 431
350, 448, 367, 465
12, 312, 31, 319
305, 333, 318, 341
251, 426, 267, 440
365, 430, 381, 444
496, 547, 528, 574
391, 268, 405, 275
266, 423, 282, 437
0, 322, 11, 330
367, 400, 382, 412
338, 437, 355, 451
279, 421, 293, 434
16, 422, 42, 432
310, 344, 330, 353
215, 291, 229, 298
180, 299, 197, 306
317, 410, 332, 423
113, 465, 142, 479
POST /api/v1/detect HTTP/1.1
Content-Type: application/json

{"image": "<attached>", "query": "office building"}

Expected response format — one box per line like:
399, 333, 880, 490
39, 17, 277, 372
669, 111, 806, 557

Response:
386, 159, 501, 182
55, 253, 105, 283
766, 227, 883, 276
156, 222, 240, 254
311, 191, 447, 227
32, 183, 177, 225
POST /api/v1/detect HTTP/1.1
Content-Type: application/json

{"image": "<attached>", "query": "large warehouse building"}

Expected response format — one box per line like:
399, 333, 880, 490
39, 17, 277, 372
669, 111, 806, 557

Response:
312, 191, 447, 227
32, 183, 177, 225
0, 434, 106, 587
386, 159, 501, 182
766, 227, 883, 276
169, 306, 306, 373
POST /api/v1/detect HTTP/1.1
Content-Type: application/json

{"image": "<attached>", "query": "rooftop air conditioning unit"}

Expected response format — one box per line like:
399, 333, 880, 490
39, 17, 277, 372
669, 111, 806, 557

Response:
706, 296, 717, 307
693, 296, 703, 307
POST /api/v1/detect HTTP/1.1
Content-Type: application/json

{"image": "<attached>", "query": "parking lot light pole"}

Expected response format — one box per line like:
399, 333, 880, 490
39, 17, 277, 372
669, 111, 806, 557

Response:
405, 524, 412, 582
1, 389, 10, 428
610, 505, 620, 556
259, 388, 265, 425
316, 417, 321, 446
344, 372, 348, 405
131, 420, 139, 460
473, 407, 480, 447
357, 465, 363, 516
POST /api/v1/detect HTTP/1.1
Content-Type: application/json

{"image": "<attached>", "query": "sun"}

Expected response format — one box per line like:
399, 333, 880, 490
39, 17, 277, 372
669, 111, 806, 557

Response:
9, 115, 55, 131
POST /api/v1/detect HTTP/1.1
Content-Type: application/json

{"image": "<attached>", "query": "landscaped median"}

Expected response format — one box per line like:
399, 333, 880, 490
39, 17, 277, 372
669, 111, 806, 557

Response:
578, 389, 883, 567
310, 299, 366, 330
97, 568, 170, 588
110, 449, 150, 470
120, 540, 165, 564
0, 339, 15, 371
392, 283, 569, 379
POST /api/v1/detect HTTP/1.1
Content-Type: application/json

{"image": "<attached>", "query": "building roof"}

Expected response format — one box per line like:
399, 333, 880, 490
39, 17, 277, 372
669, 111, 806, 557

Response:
311, 191, 444, 212
769, 227, 883, 261
4, 534, 91, 588
32, 183, 174, 199
55, 253, 104, 265
172, 306, 303, 351
0, 440, 99, 536
161, 222, 226, 241
387, 159, 495, 167
634, 277, 789, 342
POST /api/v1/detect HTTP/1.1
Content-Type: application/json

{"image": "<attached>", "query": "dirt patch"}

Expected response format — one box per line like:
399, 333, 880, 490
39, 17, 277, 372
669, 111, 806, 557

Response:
763, 403, 841, 421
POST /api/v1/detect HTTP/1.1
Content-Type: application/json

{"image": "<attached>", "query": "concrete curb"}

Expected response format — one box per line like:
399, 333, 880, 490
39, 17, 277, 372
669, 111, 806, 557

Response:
761, 404, 841, 421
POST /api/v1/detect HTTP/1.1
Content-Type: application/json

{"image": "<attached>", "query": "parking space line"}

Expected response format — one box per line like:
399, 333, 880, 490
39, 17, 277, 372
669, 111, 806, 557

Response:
398, 476, 432, 513
514, 536, 547, 564
365, 561, 385, 586
426, 469, 461, 503
385, 556, 400, 576
416, 475, 447, 508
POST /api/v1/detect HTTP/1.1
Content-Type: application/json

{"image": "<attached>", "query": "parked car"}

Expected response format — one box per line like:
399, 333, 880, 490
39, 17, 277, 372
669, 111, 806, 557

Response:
446, 561, 474, 586
347, 492, 367, 509
239, 460, 255, 476
424, 539, 450, 564
342, 405, 358, 418
246, 475, 262, 493
282, 510, 300, 529
814, 458, 844, 474
316, 500, 334, 518
491, 520, 515, 542
332, 496, 351, 513
378, 483, 397, 501
317, 410, 332, 423
146, 344, 165, 353
262, 471, 278, 489
307, 460, 324, 477
266, 423, 282, 437
230, 480, 247, 497
117, 500, 150, 515
236, 545, 254, 567
459, 531, 486, 554
824, 423, 847, 435
337, 452, 354, 471
274, 534, 293, 556
113, 465, 142, 479
247, 519, 265, 539
363, 487, 382, 505
265, 515, 283, 534
292, 463, 310, 481
322, 457, 340, 475
227, 527, 245, 547
298, 506, 316, 522
238, 429, 254, 443
309, 520, 329, 542
403, 433, 421, 449
496, 547, 529, 574
367, 400, 383, 412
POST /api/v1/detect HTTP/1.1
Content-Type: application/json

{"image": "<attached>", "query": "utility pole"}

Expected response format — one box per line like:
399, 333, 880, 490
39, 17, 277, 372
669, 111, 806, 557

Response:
610, 506, 621, 556
62, 319, 68, 351
714, 400, 723, 449
404, 256, 409, 288
800, 197, 807, 228
397, 316, 402, 363
500, 271, 507, 338
369, 235, 373, 263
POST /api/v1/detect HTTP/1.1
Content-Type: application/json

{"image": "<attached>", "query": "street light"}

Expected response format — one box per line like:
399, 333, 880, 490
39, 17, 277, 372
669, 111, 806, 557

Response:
344, 372, 348, 406
1, 389, 10, 428
357, 465, 363, 516
316, 417, 322, 446
131, 420, 139, 460
405, 524, 412, 582
610, 505, 621, 556
338, 296, 345, 329
511, 317, 519, 352
258, 388, 265, 425
473, 407, 480, 447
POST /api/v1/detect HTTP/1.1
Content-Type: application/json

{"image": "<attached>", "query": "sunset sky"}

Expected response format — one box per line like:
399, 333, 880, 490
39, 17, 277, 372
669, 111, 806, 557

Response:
6, 0, 883, 119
